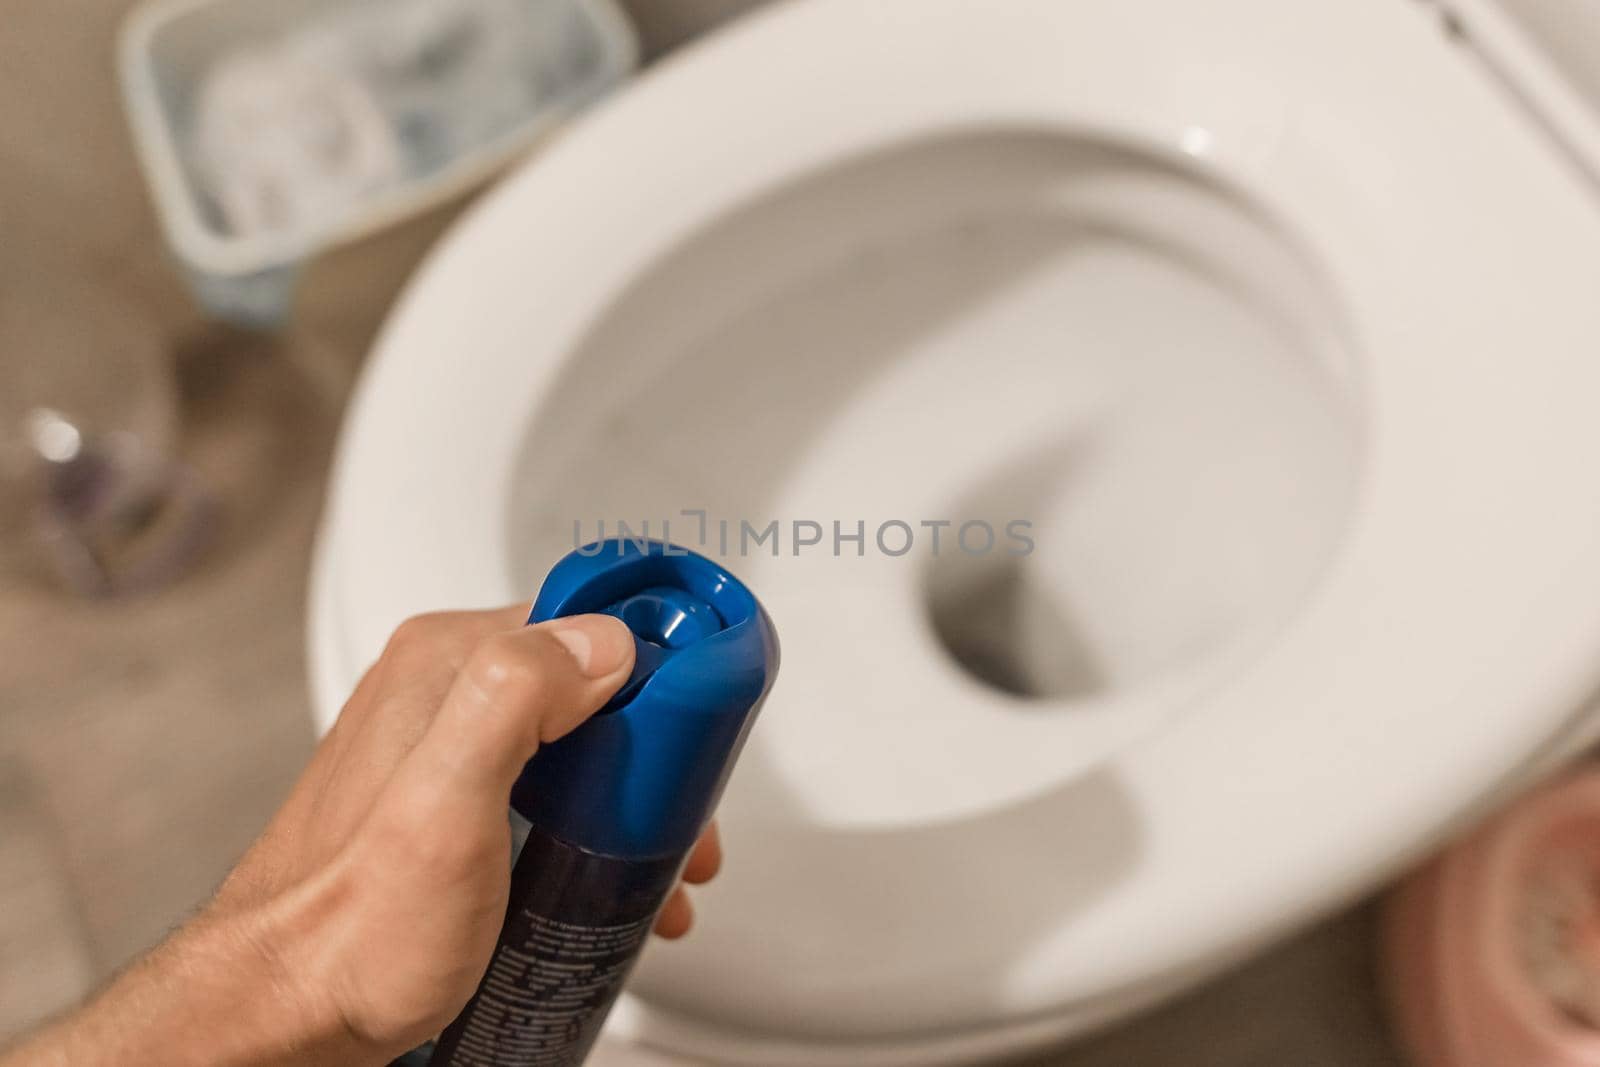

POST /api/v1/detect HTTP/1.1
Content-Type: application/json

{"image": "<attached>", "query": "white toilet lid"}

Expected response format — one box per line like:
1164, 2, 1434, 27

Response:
311, 0, 1600, 1060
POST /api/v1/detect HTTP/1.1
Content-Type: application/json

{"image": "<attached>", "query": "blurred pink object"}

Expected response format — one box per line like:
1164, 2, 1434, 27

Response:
1388, 768, 1600, 1067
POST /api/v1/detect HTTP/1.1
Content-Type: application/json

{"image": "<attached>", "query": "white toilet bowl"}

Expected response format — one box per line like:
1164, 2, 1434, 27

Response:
311, 0, 1600, 1062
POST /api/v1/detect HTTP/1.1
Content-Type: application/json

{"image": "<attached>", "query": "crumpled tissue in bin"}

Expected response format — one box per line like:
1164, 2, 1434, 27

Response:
188, 0, 598, 239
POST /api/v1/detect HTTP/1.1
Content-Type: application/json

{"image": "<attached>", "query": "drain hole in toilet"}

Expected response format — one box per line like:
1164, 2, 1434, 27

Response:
923, 441, 1114, 701
922, 354, 1358, 705
927, 554, 1109, 700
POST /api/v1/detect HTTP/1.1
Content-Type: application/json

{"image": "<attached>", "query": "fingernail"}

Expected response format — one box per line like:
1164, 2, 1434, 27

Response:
550, 615, 634, 678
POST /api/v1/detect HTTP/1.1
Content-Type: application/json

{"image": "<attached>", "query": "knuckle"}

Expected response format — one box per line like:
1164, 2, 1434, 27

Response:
388, 799, 474, 868
461, 634, 551, 707
368, 788, 439, 853
383, 612, 456, 663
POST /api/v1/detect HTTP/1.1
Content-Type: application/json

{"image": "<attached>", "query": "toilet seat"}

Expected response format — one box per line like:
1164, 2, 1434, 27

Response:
311, 0, 1600, 1061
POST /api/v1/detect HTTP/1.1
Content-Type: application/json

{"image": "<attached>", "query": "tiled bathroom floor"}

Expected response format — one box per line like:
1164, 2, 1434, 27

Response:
0, 1, 1405, 1063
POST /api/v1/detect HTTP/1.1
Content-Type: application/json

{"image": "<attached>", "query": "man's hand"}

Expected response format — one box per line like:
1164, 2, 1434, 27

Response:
2, 607, 724, 1067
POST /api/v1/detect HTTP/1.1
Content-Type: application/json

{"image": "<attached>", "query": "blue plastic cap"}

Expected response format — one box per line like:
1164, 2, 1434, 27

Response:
510, 540, 779, 860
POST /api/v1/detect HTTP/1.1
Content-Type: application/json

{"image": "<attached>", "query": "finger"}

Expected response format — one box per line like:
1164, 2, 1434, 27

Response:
681, 822, 723, 885
275, 658, 386, 816
344, 605, 535, 760
291, 607, 535, 852
221, 605, 545, 906
400, 614, 636, 805
654, 887, 695, 939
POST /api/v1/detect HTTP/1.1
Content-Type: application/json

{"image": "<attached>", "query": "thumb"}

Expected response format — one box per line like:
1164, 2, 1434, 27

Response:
401, 614, 636, 805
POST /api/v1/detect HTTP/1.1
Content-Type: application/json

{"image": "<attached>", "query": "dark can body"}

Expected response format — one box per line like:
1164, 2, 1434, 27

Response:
426, 830, 681, 1067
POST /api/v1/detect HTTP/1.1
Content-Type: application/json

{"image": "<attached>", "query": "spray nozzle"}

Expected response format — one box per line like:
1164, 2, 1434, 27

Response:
597, 586, 724, 713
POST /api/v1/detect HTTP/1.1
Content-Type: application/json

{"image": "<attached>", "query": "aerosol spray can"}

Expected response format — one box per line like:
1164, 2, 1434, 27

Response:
424, 539, 779, 1066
